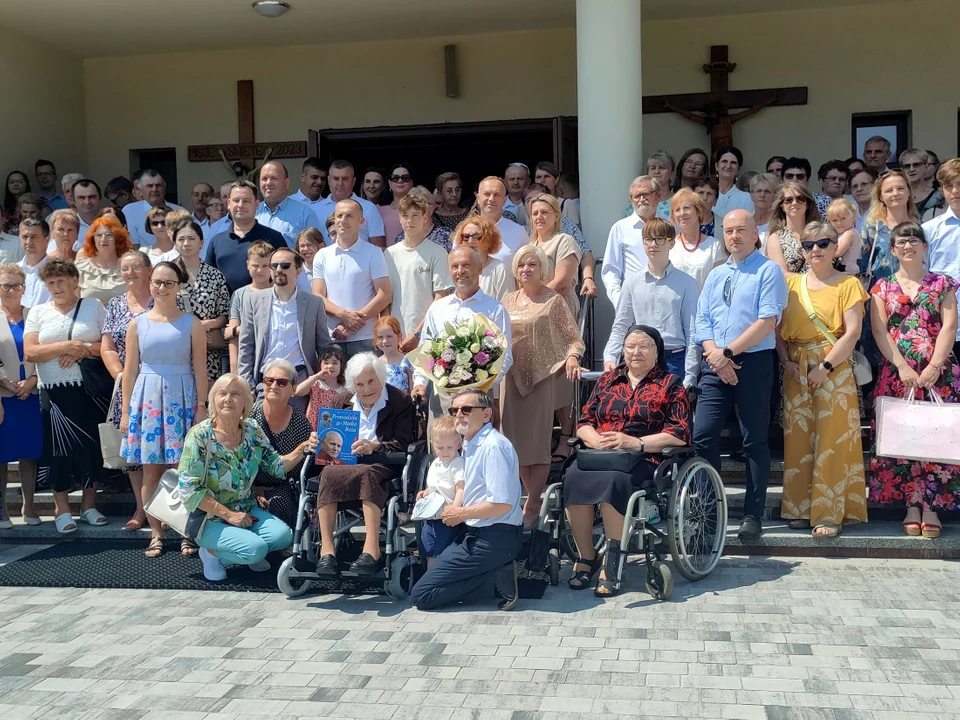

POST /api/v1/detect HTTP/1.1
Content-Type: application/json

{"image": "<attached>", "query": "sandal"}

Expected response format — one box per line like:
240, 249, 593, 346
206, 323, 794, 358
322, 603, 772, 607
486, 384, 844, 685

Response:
568, 555, 601, 590
902, 507, 922, 536
123, 513, 147, 532
551, 433, 572, 463
788, 519, 811, 530
812, 523, 842, 538
180, 538, 199, 556
594, 540, 622, 598
80, 508, 109, 526
921, 511, 942, 539
144, 536, 164, 558
54, 513, 77, 535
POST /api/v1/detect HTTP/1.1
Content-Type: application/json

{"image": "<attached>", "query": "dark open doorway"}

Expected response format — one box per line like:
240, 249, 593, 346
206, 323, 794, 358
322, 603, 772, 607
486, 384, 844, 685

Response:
308, 117, 577, 203
129, 147, 179, 205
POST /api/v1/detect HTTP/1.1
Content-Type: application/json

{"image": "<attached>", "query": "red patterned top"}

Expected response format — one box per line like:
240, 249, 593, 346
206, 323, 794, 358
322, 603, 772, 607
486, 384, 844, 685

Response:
578, 364, 691, 464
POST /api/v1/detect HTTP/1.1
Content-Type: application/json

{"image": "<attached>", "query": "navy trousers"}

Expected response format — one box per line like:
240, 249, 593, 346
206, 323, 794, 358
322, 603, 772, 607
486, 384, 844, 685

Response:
410, 522, 523, 610
693, 350, 774, 520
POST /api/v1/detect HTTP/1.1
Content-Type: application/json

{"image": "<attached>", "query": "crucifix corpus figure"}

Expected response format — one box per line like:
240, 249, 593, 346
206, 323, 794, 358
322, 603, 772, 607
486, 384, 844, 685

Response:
643, 46, 808, 157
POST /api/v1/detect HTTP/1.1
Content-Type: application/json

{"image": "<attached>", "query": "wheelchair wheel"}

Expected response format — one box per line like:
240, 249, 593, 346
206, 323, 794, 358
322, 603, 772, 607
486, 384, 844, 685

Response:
667, 457, 727, 582
548, 549, 560, 587
645, 561, 673, 601
384, 555, 418, 600
277, 556, 312, 598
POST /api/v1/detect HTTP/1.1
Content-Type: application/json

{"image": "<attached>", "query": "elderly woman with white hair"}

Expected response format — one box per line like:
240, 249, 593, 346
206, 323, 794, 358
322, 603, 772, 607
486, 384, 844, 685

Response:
315, 351, 416, 577
249, 359, 315, 529
176, 373, 318, 582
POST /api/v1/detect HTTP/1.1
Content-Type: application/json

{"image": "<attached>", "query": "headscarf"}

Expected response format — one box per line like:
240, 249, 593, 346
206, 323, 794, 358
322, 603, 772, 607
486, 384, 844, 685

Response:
619, 324, 667, 373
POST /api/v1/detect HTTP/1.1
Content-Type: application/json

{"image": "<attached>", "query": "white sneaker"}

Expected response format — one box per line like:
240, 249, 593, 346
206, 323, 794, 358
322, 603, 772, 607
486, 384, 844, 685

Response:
199, 547, 227, 582
248, 558, 271, 572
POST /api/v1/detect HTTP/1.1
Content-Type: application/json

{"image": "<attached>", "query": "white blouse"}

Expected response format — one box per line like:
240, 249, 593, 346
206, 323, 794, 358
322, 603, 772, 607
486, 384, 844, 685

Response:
669, 235, 727, 293
23, 298, 106, 388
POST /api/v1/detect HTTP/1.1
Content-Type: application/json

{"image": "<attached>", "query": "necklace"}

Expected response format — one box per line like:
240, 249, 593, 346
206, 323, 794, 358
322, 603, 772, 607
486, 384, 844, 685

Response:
680, 232, 703, 253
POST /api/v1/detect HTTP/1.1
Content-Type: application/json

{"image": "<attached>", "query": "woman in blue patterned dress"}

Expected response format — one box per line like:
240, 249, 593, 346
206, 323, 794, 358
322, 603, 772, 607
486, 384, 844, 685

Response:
177, 373, 317, 582
120, 261, 208, 558
101, 250, 153, 531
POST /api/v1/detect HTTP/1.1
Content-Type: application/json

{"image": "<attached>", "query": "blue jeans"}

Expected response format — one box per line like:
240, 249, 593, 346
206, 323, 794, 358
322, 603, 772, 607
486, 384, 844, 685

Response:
196, 505, 293, 566
665, 350, 685, 380
693, 350, 774, 520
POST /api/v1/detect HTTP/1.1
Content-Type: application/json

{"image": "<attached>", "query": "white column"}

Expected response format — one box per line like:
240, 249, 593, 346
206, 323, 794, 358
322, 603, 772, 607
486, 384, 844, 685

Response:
576, 0, 643, 363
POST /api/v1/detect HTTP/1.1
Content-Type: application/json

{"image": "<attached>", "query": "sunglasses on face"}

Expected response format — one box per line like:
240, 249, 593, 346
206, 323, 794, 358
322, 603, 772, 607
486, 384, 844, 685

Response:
150, 280, 179, 289
448, 405, 480, 417
642, 236, 671, 246
263, 377, 291, 387
390, 174, 412, 183
269, 262, 293, 270
460, 232, 481, 241
150, 220, 166, 227
783, 172, 807, 180
800, 238, 835, 252
782, 196, 807, 205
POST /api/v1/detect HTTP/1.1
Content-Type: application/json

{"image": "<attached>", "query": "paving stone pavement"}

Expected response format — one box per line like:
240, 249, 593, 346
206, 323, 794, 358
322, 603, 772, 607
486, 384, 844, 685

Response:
0, 555, 959, 719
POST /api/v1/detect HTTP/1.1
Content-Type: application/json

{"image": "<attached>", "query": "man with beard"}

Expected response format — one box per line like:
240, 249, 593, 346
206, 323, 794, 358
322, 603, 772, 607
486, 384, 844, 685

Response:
238, 246, 330, 409
291, 157, 329, 219
121, 170, 184, 247
601, 175, 659, 309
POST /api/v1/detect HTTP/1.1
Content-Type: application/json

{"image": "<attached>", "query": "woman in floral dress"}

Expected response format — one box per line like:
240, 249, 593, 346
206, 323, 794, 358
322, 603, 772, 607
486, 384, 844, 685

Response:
869, 221, 960, 538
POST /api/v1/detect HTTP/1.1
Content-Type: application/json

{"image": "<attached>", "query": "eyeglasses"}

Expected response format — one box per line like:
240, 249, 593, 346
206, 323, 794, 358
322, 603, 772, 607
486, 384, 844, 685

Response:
150, 220, 166, 227
893, 236, 923, 247
0, 283, 24, 292
782, 196, 807, 205
106, 191, 130, 204
800, 238, 835, 251
390, 174, 412, 183
120, 264, 145, 273
632, 191, 656, 200
460, 232, 481, 241
448, 405, 480, 417
269, 262, 293, 270
263, 377, 291, 387
150, 280, 179, 289
624, 343, 655, 353
642, 236, 671, 246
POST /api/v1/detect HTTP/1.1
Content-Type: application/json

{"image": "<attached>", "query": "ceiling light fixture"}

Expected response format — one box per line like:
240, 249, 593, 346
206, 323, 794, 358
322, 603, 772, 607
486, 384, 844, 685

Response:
252, 1, 291, 18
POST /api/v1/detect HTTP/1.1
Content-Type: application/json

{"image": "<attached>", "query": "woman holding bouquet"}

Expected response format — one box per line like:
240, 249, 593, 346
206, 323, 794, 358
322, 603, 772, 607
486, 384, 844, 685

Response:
502, 245, 584, 528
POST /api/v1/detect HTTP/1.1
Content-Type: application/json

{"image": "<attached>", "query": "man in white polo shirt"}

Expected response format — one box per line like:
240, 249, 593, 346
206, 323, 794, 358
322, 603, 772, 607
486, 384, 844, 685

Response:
601, 175, 658, 309
312, 199, 391, 358
122, 170, 184, 248
256, 161, 319, 248
313, 160, 386, 248
290, 157, 328, 219
18, 219, 51, 308
476, 177, 527, 270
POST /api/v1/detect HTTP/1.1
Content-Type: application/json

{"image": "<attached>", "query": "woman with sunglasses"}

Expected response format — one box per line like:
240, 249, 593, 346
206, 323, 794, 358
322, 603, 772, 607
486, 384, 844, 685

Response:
777, 221, 869, 539
144, 207, 178, 265
120, 261, 208, 558
249, 359, 314, 530
765, 181, 820, 277
377, 163, 414, 247
869, 221, 959, 539
75, 216, 131, 305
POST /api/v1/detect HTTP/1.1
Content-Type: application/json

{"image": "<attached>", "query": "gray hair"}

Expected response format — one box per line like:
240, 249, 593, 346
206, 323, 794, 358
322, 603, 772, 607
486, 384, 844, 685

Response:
344, 352, 387, 393
629, 175, 660, 193
450, 387, 494, 409
898, 147, 928, 165
137, 170, 163, 190
60, 172, 84, 190
121, 249, 151, 268
750, 172, 780, 193
262, 359, 298, 383
647, 150, 676, 171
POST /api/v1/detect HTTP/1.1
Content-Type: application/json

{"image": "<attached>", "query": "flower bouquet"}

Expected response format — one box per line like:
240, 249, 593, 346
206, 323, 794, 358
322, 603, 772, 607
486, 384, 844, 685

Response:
407, 313, 507, 393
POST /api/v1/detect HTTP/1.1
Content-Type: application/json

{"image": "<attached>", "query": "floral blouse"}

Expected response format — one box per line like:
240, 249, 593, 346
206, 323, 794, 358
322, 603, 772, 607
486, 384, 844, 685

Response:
181, 262, 230, 382
859, 221, 899, 290
177, 418, 284, 514
579, 364, 691, 464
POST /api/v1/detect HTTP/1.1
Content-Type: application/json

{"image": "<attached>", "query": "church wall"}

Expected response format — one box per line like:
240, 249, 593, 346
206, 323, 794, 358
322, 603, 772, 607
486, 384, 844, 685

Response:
82, 0, 957, 207
0, 25, 87, 186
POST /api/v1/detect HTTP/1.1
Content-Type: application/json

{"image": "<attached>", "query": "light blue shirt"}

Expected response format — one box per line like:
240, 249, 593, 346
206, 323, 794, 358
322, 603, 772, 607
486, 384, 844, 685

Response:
922, 207, 960, 340
694, 250, 787, 353
256, 197, 319, 248
461, 424, 522, 528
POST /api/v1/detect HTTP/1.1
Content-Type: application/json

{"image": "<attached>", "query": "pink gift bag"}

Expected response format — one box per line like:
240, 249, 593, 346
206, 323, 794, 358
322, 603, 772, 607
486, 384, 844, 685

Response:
875, 388, 960, 465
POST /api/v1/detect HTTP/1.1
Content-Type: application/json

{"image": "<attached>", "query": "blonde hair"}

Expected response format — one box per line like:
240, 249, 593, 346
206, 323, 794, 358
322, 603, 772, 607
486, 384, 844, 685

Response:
48, 208, 80, 231
164, 209, 192, 234
826, 197, 858, 222
430, 415, 458, 441
208, 374, 254, 427
512, 243, 550, 282
528, 193, 563, 240
866, 170, 919, 225
799, 220, 838, 244
669, 188, 707, 224
0, 262, 26, 283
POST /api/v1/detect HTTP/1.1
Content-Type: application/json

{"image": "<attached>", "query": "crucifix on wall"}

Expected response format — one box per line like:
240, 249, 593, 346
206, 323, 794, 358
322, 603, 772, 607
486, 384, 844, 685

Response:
643, 46, 808, 156
187, 80, 308, 179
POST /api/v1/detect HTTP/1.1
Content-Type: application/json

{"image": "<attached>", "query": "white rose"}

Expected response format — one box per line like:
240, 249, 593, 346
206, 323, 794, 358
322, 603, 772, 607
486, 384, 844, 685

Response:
456, 351, 472, 365
475, 369, 489, 382
456, 327, 471, 338
433, 366, 444, 379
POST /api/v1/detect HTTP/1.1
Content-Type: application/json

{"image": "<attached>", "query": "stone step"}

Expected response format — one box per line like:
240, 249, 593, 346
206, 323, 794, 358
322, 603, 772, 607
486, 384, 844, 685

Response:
0, 513, 151, 542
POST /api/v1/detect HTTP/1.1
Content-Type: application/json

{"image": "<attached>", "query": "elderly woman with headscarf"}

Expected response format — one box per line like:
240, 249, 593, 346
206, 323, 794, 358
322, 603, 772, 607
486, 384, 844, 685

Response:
314, 352, 416, 577
563, 325, 691, 597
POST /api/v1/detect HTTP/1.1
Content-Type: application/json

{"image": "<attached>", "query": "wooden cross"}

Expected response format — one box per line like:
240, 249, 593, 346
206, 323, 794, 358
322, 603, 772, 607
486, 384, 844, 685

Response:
643, 46, 808, 156
187, 80, 307, 178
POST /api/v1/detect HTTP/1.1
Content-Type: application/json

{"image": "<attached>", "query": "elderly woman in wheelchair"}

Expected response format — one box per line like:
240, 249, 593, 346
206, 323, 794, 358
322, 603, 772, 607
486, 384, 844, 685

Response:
563, 325, 692, 597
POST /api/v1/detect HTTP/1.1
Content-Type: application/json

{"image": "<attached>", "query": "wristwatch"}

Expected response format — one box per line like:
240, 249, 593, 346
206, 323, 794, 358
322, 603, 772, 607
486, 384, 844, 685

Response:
722, 347, 734, 359
638, 438, 646, 453
413, 331, 421, 340
821, 360, 834, 373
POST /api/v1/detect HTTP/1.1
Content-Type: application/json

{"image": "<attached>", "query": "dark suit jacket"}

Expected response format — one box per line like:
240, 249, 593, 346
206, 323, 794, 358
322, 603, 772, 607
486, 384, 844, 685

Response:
335, 384, 416, 453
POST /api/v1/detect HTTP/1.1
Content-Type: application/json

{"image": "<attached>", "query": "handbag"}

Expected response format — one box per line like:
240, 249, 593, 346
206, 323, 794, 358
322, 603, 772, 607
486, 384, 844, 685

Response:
98, 373, 129, 469
68, 299, 114, 399
576, 448, 643, 473
876, 387, 960, 465
797, 275, 873, 386
144, 435, 213, 539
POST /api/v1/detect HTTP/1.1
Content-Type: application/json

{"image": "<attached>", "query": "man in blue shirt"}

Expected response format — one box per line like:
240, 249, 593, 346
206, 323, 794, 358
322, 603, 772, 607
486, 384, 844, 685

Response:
922, 157, 960, 358
694, 209, 788, 539
410, 389, 523, 611
256, 161, 319, 248
34, 160, 68, 211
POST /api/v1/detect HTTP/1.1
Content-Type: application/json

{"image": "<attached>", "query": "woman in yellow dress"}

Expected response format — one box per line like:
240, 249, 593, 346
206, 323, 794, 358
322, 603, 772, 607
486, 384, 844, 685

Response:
777, 221, 869, 537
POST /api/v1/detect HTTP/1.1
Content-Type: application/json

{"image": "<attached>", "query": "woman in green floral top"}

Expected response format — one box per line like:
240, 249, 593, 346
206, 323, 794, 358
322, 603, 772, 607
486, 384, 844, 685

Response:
177, 373, 317, 582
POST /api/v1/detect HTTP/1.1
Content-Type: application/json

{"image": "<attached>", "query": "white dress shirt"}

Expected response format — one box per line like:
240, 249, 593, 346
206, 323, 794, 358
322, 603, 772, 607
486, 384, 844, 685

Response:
413, 287, 513, 389
122, 199, 186, 247
313, 194, 385, 244
922, 207, 960, 340
265, 289, 306, 368
20, 256, 51, 308
490, 217, 528, 270
601, 212, 647, 309
353, 384, 388, 442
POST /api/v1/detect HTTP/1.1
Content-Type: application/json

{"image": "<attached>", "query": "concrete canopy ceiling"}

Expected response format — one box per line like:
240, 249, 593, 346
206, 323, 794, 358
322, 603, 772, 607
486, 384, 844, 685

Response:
0, 0, 903, 59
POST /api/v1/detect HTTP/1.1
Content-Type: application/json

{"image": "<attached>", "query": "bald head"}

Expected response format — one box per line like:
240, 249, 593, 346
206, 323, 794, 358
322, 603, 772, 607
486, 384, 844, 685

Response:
477, 177, 507, 221
259, 161, 291, 208
722, 209, 759, 259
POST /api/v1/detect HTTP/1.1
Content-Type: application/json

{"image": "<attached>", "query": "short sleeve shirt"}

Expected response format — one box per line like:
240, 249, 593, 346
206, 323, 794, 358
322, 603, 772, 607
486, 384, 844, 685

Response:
384, 241, 452, 335
313, 239, 389, 341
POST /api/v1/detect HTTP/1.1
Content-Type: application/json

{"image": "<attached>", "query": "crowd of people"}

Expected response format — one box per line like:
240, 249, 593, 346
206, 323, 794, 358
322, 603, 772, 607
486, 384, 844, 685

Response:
0, 140, 955, 607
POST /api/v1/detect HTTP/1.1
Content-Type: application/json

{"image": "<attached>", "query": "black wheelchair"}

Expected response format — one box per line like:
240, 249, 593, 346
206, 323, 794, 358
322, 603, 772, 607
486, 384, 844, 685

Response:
539, 371, 727, 600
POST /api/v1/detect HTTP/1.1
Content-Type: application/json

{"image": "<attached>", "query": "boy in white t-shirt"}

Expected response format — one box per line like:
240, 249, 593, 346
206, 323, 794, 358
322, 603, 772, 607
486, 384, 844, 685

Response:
416, 417, 465, 568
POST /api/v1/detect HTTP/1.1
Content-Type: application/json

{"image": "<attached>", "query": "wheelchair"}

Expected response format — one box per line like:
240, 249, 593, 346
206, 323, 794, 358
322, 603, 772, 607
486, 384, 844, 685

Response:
540, 371, 727, 600
277, 431, 432, 600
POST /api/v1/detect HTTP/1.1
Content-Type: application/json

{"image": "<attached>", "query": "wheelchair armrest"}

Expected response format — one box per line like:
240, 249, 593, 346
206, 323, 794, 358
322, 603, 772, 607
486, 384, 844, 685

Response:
407, 440, 427, 456
661, 445, 695, 459
360, 451, 408, 466
567, 437, 583, 448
